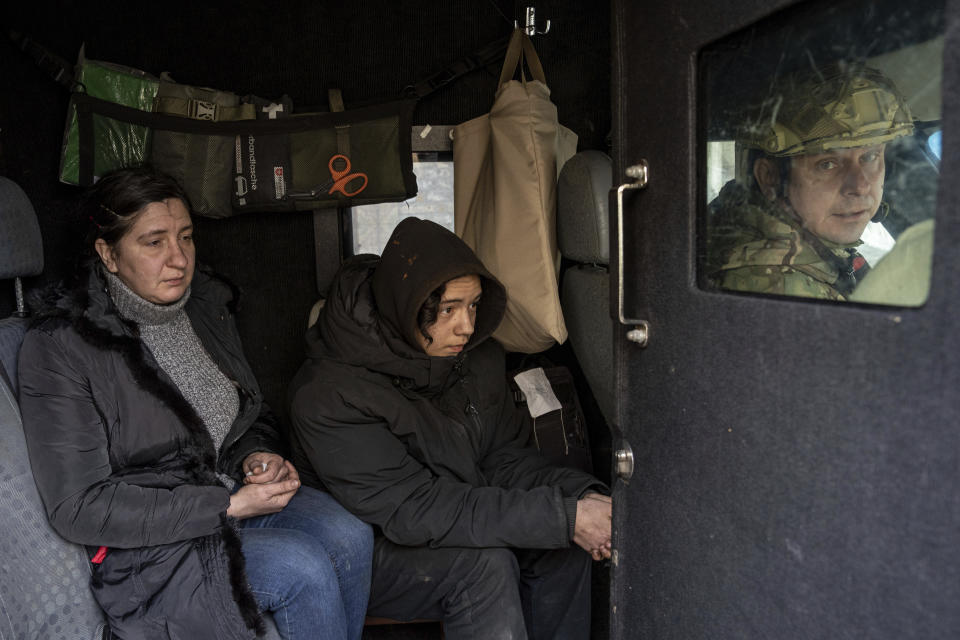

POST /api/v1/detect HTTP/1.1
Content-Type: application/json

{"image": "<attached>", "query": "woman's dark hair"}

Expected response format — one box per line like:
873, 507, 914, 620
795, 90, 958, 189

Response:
80, 165, 191, 254
416, 283, 445, 346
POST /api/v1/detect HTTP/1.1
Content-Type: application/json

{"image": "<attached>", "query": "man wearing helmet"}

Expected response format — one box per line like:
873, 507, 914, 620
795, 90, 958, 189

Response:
707, 64, 915, 300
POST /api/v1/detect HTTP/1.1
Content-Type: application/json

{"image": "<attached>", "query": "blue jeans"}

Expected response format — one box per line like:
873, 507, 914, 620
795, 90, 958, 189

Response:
239, 486, 373, 640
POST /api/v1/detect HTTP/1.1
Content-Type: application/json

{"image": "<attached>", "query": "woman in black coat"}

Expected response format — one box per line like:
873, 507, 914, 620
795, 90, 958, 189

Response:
18, 166, 372, 639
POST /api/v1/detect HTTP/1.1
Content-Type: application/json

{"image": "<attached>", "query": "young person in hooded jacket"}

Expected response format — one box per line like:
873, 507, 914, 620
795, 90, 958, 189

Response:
17, 166, 373, 640
288, 216, 612, 640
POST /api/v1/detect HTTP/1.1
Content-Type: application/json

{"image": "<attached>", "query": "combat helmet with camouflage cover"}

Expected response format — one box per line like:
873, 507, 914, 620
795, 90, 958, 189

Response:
738, 63, 915, 158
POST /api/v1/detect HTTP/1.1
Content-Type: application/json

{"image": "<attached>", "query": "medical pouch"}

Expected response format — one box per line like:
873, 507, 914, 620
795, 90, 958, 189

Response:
59, 52, 159, 185
233, 132, 294, 209
68, 94, 417, 217
233, 103, 417, 213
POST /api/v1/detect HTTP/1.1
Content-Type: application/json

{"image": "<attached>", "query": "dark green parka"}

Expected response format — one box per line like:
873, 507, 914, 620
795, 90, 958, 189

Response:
289, 217, 602, 549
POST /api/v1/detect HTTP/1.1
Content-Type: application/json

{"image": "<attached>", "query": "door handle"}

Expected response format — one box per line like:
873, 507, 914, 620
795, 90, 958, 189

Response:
615, 441, 635, 483
617, 161, 650, 346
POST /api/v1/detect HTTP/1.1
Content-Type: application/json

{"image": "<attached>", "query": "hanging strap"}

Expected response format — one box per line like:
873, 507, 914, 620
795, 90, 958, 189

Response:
8, 31, 75, 89
404, 35, 510, 99
498, 28, 547, 87
153, 96, 257, 121
310, 89, 348, 296
328, 88, 345, 114
329, 88, 350, 156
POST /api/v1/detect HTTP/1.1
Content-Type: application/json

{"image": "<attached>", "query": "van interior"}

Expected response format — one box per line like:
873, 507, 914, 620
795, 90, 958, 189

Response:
2, 0, 957, 638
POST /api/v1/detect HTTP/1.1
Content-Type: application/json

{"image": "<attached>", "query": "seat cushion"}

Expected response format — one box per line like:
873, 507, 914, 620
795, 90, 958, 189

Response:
562, 266, 615, 426
0, 376, 107, 640
0, 317, 29, 390
557, 150, 612, 265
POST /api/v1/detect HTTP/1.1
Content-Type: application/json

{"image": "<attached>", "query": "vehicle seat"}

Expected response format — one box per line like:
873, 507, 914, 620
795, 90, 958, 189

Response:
0, 176, 43, 387
557, 151, 615, 427
0, 177, 107, 640
0, 177, 283, 640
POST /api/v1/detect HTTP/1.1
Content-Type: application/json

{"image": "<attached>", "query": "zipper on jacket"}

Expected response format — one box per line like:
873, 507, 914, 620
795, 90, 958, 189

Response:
464, 400, 482, 432
452, 354, 483, 436
217, 381, 256, 458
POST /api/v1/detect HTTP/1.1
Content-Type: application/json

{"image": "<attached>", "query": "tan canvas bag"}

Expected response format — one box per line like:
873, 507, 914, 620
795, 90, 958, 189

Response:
453, 29, 577, 353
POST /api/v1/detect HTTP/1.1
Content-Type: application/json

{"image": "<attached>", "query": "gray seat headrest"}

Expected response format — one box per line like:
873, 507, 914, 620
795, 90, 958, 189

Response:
0, 177, 43, 279
558, 150, 612, 266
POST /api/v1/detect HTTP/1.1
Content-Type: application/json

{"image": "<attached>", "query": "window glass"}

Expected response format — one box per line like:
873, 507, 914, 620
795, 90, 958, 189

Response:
700, 0, 944, 306
926, 130, 943, 161
350, 153, 454, 255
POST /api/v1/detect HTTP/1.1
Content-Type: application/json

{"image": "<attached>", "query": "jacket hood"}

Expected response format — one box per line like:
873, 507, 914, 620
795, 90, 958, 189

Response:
371, 217, 506, 351
310, 218, 506, 388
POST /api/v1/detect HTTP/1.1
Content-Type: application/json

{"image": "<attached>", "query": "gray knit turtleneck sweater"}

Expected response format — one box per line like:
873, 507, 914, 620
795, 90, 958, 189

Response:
105, 269, 239, 487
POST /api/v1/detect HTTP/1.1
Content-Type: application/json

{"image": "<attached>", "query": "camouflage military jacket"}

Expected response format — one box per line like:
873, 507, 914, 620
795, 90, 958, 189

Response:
707, 181, 861, 301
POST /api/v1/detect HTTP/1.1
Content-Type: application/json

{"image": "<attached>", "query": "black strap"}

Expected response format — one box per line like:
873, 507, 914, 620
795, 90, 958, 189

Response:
770, 197, 866, 297
71, 93, 417, 194
311, 209, 343, 297
72, 92, 415, 136
403, 35, 510, 99
8, 31, 74, 89
311, 89, 349, 296
797, 225, 861, 297
76, 95, 96, 186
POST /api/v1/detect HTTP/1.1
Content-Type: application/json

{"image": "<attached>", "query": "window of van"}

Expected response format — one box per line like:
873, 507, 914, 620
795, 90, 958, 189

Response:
698, 0, 944, 307
350, 152, 454, 256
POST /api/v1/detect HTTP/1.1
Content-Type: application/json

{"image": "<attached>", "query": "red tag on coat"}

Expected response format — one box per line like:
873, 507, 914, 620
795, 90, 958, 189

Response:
91, 546, 108, 564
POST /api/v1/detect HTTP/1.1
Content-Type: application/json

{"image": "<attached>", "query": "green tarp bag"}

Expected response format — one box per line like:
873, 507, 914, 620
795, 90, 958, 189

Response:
59, 51, 158, 185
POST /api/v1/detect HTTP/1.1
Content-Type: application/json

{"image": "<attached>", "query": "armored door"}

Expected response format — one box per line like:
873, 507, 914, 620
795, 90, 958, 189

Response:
610, 0, 960, 636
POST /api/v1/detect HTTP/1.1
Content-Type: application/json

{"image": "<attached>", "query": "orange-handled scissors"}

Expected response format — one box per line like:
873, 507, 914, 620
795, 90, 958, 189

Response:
326, 154, 368, 197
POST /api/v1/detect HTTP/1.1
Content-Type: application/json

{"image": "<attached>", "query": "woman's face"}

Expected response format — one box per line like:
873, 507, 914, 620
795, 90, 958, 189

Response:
95, 198, 195, 304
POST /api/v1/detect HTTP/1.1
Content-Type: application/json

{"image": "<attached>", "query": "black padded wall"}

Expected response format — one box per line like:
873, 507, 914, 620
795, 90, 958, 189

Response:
0, 0, 611, 427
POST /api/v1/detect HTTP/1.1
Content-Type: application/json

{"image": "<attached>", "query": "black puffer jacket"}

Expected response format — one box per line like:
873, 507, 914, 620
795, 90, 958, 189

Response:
18, 264, 278, 639
289, 218, 602, 549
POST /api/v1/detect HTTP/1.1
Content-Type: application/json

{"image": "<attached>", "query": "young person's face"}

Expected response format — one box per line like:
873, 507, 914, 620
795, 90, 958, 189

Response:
418, 274, 483, 357
95, 199, 195, 304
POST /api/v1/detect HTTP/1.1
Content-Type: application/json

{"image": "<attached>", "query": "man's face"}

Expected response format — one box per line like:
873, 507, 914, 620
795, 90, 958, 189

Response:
418, 274, 483, 357
786, 144, 886, 245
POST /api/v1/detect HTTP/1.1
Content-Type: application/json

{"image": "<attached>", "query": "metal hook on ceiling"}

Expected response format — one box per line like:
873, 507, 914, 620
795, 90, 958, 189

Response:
514, 6, 551, 36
